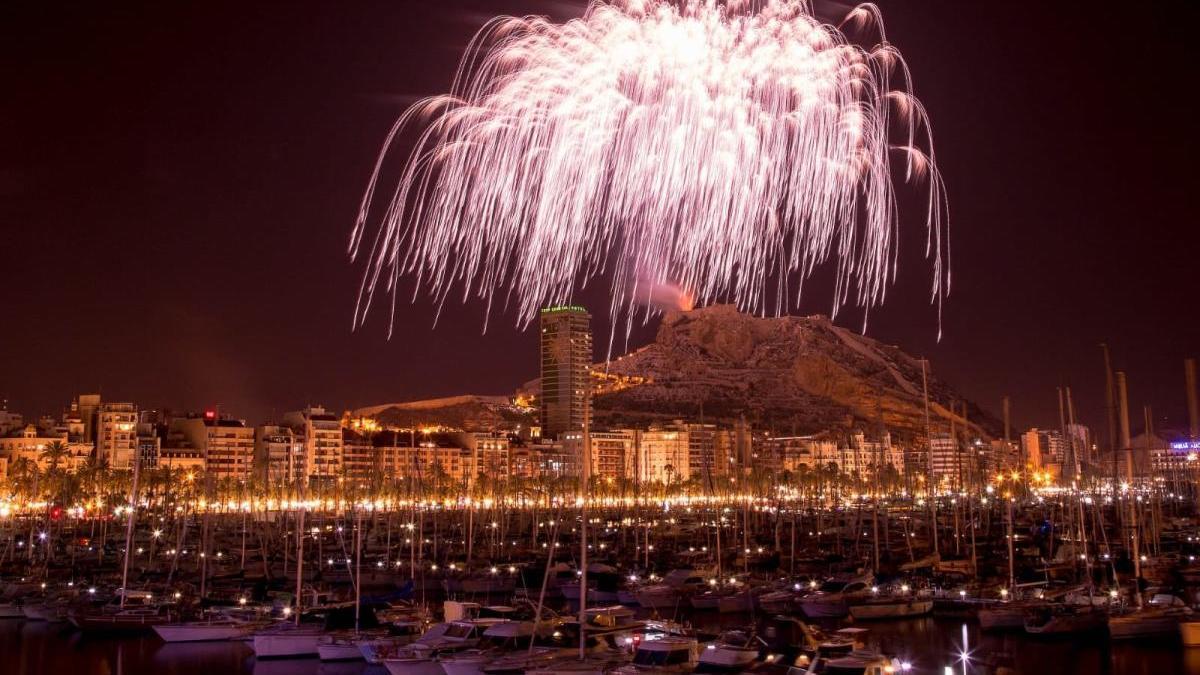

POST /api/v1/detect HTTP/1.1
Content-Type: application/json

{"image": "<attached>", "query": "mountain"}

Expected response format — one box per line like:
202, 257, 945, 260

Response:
590, 305, 997, 440
353, 395, 534, 432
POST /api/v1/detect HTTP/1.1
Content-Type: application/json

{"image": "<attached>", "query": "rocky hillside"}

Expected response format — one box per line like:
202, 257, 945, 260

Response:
592, 305, 997, 440
354, 395, 534, 432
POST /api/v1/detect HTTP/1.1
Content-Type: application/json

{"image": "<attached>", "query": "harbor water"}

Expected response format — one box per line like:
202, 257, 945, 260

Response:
3, 613, 1198, 675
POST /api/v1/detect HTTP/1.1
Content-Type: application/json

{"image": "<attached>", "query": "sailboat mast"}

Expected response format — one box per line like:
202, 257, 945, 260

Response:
921, 359, 938, 555
578, 390, 591, 661
1116, 371, 1141, 608
119, 450, 141, 608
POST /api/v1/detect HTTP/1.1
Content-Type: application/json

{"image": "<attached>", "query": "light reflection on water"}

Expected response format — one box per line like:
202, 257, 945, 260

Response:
1, 614, 1196, 675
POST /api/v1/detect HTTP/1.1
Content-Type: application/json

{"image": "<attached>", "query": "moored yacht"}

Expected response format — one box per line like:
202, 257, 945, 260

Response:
798, 575, 872, 619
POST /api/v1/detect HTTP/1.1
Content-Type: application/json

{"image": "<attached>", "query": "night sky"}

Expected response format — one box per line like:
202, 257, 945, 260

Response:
2, 1, 1198, 434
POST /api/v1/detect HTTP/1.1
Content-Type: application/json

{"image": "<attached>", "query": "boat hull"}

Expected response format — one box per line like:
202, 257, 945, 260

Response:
383, 658, 447, 675
978, 607, 1028, 631
800, 600, 849, 619
253, 632, 324, 658
848, 600, 933, 620
154, 624, 250, 643
318, 642, 366, 661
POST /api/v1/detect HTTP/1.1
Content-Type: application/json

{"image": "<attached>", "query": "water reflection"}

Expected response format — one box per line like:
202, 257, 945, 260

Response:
1, 615, 1197, 675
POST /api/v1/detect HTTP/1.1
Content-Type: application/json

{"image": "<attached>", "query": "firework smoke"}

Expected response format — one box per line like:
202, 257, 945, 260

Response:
350, 0, 948, 342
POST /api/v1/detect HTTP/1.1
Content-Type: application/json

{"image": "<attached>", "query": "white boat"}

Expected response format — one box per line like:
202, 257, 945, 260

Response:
438, 621, 542, 675
252, 625, 327, 658
155, 619, 261, 643
381, 618, 502, 675
848, 598, 933, 620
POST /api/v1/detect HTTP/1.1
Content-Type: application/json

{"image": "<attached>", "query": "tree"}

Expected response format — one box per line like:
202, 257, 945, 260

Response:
40, 441, 70, 473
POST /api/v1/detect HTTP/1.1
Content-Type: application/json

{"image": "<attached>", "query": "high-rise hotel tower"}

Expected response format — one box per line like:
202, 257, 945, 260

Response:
539, 306, 592, 440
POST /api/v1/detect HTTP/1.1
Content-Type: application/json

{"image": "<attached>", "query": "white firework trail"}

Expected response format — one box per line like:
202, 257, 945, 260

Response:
350, 0, 949, 346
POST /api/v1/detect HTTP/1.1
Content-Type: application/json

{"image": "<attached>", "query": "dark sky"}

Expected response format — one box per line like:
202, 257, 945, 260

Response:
2, 1, 1198, 434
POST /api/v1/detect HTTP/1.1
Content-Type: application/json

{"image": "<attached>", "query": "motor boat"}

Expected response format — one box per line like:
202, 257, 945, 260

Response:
381, 618, 506, 675
439, 620, 545, 675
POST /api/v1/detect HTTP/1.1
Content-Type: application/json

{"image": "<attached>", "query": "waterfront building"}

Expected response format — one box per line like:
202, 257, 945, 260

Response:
136, 423, 160, 469
282, 406, 344, 484
0, 425, 91, 473
589, 429, 637, 480
342, 429, 376, 482
539, 306, 592, 440
171, 413, 256, 480
461, 431, 511, 478
1021, 428, 1066, 479
255, 424, 306, 483
76, 394, 102, 442
96, 402, 138, 469
0, 408, 23, 437
989, 439, 1020, 472
637, 427, 690, 484
928, 432, 962, 487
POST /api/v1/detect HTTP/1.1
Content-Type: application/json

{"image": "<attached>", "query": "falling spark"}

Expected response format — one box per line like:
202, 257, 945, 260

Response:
350, 0, 948, 342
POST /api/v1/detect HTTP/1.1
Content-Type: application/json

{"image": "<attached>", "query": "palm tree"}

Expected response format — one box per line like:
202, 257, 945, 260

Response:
40, 441, 70, 473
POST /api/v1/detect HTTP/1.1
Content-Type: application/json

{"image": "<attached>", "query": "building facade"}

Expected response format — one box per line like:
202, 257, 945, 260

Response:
96, 402, 138, 469
283, 406, 344, 483
539, 306, 592, 441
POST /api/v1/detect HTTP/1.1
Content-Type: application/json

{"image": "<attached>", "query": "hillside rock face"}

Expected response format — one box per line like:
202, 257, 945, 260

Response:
595, 305, 996, 440
354, 395, 534, 432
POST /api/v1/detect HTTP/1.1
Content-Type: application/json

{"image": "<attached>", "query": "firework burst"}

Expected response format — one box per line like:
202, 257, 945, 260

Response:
350, 0, 948, 343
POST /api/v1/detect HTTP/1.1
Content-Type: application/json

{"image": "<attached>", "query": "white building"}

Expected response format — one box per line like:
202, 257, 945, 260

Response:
255, 424, 306, 483
589, 429, 637, 480
172, 415, 256, 480
638, 428, 690, 484
97, 402, 138, 469
283, 406, 344, 483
